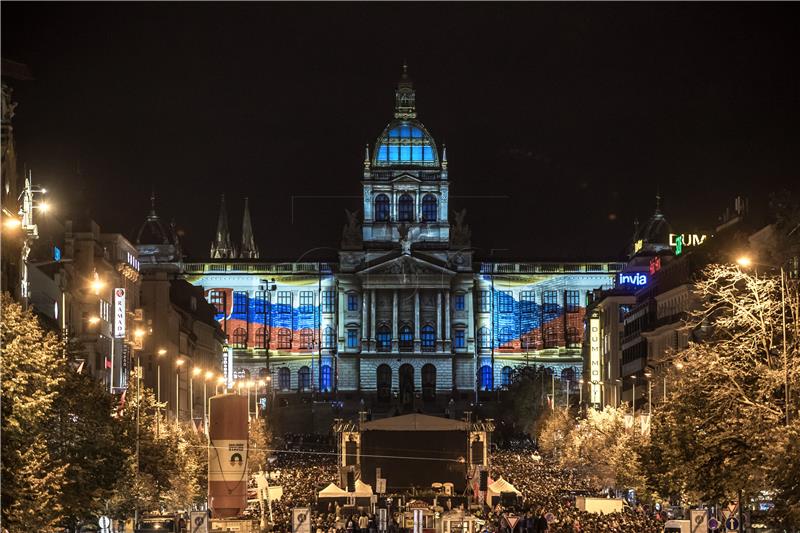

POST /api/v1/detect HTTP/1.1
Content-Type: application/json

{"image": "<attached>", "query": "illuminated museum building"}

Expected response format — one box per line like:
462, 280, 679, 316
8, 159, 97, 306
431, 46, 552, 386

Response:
183, 71, 624, 400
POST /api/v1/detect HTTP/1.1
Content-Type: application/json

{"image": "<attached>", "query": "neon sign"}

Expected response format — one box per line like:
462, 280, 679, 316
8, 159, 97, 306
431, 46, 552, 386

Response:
589, 313, 601, 405
617, 272, 648, 287
669, 233, 708, 248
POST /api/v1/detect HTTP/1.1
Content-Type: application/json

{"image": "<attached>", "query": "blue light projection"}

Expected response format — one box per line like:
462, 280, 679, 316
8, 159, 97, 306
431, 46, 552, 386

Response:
375, 122, 437, 165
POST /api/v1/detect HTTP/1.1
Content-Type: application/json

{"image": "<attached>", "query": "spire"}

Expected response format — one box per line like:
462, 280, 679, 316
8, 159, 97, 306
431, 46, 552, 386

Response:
147, 187, 158, 219
363, 143, 371, 169
394, 62, 416, 119
654, 189, 662, 215
442, 144, 448, 169
239, 197, 259, 259
210, 194, 235, 259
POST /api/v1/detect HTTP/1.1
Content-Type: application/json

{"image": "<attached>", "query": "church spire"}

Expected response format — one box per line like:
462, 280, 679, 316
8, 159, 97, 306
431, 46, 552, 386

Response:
210, 194, 235, 259
239, 197, 259, 259
394, 62, 416, 119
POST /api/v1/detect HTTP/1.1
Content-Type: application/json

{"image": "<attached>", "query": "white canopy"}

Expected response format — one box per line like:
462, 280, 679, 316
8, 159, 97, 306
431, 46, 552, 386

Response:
486, 477, 521, 506
352, 479, 373, 497
318, 483, 348, 498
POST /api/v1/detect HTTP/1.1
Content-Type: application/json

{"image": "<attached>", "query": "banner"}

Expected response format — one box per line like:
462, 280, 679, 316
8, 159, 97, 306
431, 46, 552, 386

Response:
114, 288, 126, 338
293, 508, 311, 533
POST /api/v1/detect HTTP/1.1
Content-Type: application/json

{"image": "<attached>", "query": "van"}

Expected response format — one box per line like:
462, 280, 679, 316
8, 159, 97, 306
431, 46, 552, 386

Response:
662, 520, 690, 533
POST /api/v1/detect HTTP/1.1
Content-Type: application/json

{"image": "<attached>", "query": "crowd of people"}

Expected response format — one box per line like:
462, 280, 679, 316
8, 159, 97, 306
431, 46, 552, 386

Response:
252, 434, 666, 533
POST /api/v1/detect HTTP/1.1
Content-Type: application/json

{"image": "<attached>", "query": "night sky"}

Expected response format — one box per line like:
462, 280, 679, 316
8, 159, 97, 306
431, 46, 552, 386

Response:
2, 3, 798, 262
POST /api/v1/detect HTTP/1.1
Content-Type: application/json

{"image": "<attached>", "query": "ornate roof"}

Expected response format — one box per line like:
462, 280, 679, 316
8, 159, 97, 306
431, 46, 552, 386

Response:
136, 191, 176, 246
371, 65, 440, 169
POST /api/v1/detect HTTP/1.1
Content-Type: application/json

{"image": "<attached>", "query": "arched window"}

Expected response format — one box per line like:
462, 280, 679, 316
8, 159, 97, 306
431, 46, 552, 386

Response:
232, 327, 247, 348
561, 367, 575, 383
477, 327, 490, 352
501, 366, 513, 388
479, 365, 493, 391
298, 366, 310, 390
374, 194, 390, 222
377, 364, 392, 401
376, 325, 391, 352
421, 324, 435, 352
398, 194, 414, 222
278, 328, 292, 350
323, 327, 335, 349
278, 367, 290, 390
399, 324, 413, 352
320, 365, 332, 392
422, 364, 436, 401
299, 328, 314, 350
499, 326, 514, 349
421, 194, 437, 222
255, 327, 268, 349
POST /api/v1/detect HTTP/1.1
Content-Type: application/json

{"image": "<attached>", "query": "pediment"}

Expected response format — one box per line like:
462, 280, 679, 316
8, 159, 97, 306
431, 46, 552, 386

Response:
357, 254, 454, 277
391, 173, 421, 184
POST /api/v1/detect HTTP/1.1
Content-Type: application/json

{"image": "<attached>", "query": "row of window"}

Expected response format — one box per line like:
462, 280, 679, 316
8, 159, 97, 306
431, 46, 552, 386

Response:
478, 366, 577, 390
479, 290, 582, 314
214, 289, 580, 317
231, 324, 580, 350
373, 193, 438, 222
265, 365, 332, 391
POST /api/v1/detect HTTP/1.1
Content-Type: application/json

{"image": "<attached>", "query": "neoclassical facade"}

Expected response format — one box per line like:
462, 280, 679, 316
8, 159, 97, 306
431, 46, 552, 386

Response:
184, 70, 622, 404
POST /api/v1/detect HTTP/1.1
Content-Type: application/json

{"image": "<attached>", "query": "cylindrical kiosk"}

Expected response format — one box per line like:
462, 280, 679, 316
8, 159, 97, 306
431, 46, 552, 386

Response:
208, 393, 248, 518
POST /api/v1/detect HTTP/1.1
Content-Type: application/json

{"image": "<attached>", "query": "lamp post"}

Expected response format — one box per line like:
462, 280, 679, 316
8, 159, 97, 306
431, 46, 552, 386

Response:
644, 369, 653, 418
565, 379, 570, 409
5, 172, 48, 308
204, 370, 214, 435
176, 359, 185, 425
191, 366, 201, 427
133, 327, 146, 527
630, 375, 637, 416
578, 378, 584, 405
247, 380, 255, 420
737, 255, 792, 426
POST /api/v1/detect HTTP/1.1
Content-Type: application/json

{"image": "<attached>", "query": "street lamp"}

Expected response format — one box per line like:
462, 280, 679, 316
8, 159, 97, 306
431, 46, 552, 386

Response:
630, 375, 637, 416
578, 378, 584, 405
191, 366, 201, 426
176, 359, 185, 425
643, 369, 653, 418
204, 370, 214, 435
736, 254, 792, 426
257, 379, 266, 419
216, 375, 226, 395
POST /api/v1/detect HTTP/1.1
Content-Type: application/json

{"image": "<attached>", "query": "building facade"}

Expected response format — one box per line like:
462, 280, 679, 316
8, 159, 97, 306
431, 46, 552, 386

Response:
184, 71, 622, 405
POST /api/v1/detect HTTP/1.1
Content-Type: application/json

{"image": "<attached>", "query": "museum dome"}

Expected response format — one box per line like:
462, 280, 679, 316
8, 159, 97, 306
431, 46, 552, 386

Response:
371, 64, 440, 168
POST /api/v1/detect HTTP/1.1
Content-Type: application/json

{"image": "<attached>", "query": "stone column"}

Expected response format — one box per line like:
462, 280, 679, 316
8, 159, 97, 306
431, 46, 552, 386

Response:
361, 289, 369, 346
338, 289, 345, 352
436, 291, 443, 352
392, 290, 399, 352
370, 289, 377, 351
414, 291, 421, 352
466, 289, 475, 351
444, 289, 451, 340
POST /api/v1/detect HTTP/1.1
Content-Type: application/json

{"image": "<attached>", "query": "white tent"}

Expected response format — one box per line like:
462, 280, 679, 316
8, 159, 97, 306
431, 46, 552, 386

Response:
486, 477, 521, 506
318, 483, 348, 499
353, 479, 373, 497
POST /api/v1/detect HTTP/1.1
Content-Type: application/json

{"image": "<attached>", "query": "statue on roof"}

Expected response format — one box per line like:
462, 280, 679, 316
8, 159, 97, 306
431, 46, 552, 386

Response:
341, 209, 362, 250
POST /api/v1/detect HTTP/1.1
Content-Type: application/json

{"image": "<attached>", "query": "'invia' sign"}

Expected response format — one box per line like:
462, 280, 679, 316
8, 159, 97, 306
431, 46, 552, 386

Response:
617, 272, 648, 287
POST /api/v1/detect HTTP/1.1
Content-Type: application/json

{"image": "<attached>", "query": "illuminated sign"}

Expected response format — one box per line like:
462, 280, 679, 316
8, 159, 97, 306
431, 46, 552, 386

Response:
649, 256, 661, 274
633, 239, 643, 253
589, 313, 601, 405
617, 272, 648, 287
113, 288, 126, 338
669, 233, 708, 248
223, 345, 233, 389
53, 246, 62, 262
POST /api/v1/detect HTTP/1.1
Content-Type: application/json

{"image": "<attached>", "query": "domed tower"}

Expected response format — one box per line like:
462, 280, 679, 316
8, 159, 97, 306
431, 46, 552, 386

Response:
630, 193, 673, 258
359, 65, 450, 252
135, 190, 183, 271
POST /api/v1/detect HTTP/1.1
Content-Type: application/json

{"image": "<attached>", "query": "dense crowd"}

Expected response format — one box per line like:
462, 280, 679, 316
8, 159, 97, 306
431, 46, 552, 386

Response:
253, 435, 665, 533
